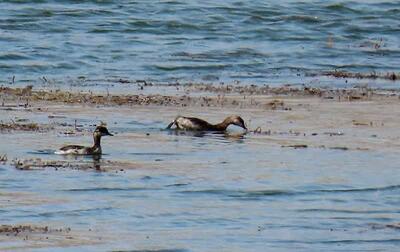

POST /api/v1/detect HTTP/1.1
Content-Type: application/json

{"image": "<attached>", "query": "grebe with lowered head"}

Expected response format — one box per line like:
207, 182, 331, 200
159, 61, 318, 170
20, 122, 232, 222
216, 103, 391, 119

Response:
166, 115, 247, 131
55, 126, 113, 155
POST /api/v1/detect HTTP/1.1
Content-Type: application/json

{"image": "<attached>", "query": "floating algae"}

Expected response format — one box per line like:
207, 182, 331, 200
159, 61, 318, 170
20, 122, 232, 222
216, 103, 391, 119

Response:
0, 121, 52, 132
12, 158, 138, 172
320, 70, 398, 81
0, 225, 69, 235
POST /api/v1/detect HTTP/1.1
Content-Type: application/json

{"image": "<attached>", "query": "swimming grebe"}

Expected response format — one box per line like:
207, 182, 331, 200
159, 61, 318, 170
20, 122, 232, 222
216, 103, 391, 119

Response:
55, 126, 113, 155
166, 115, 247, 131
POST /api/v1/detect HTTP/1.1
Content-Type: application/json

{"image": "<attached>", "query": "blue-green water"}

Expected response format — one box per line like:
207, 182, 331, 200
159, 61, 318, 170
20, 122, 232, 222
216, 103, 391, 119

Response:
0, 0, 399, 85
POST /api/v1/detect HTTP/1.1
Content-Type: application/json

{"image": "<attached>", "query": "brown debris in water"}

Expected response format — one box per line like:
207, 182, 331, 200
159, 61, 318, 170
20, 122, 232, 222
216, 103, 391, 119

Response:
0, 121, 52, 132
320, 71, 398, 81
13, 158, 136, 172
281, 144, 308, 149
265, 99, 291, 110
1, 84, 390, 110
1, 86, 197, 107
385, 223, 400, 229
352, 120, 371, 126
251, 127, 271, 135
0, 225, 68, 235
13, 158, 97, 171
370, 222, 400, 230
323, 132, 344, 136
329, 146, 349, 151
0, 154, 7, 163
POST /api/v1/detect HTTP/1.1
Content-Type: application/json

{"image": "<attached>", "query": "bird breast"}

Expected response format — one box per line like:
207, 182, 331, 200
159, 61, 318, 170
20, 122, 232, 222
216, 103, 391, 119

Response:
55, 147, 86, 155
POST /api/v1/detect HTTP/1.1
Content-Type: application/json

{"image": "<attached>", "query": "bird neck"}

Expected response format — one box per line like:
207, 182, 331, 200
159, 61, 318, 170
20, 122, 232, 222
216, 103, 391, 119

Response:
93, 134, 101, 148
213, 118, 231, 131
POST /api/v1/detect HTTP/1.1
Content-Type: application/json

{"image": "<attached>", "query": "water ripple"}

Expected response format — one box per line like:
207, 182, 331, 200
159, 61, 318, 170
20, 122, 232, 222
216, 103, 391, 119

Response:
180, 184, 400, 199
0, 0, 398, 85
62, 187, 159, 192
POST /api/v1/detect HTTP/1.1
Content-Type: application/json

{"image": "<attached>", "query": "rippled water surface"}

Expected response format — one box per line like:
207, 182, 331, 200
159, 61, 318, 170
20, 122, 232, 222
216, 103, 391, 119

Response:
1, 1, 400, 251
0, 0, 399, 85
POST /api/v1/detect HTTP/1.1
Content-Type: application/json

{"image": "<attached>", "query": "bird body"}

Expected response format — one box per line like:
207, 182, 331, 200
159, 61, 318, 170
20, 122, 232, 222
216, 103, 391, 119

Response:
55, 145, 101, 155
167, 115, 247, 131
55, 126, 112, 155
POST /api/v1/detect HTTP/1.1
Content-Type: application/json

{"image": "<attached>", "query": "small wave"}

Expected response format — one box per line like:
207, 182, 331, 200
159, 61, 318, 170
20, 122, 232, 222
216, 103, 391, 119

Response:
0, 22, 43, 31
127, 20, 158, 29
283, 15, 321, 24
89, 28, 115, 34
0, 64, 13, 69
0, 0, 46, 3
180, 189, 297, 198
129, 152, 181, 156
318, 185, 400, 193
225, 48, 269, 58
6, 8, 54, 18
165, 183, 190, 187
50, 0, 115, 5
164, 20, 202, 31
36, 207, 113, 218
319, 238, 400, 244
180, 185, 400, 199
63, 187, 158, 192
46, 26, 70, 33
19, 62, 54, 72
153, 64, 232, 71
271, 238, 400, 245
386, 8, 400, 14
112, 249, 189, 252
55, 62, 80, 70
325, 3, 361, 14
58, 8, 116, 17
57, 10, 88, 17
0, 53, 30, 60
297, 208, 400, 214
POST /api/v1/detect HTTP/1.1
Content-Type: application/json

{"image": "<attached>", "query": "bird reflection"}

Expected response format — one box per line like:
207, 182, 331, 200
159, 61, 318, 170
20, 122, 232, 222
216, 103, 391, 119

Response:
166, 129, 246, 143
59, 154, 103, 171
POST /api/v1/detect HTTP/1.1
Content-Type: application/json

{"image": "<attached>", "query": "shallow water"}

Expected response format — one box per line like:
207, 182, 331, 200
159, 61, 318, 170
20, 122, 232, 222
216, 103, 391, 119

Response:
0, 0, 399, 86
1, 105, 400, 251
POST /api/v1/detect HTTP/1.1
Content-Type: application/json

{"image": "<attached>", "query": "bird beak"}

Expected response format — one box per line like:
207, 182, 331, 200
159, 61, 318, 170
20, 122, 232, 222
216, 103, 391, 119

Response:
106, 132, 114, 136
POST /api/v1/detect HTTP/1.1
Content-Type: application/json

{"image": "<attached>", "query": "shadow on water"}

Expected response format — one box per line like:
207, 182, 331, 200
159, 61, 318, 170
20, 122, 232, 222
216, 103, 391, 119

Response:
60, 154, 103, 171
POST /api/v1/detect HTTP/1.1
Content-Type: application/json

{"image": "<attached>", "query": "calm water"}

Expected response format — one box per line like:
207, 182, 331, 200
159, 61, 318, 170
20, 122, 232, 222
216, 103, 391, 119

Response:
0, 0, 399, 86
1, 106, 400, 251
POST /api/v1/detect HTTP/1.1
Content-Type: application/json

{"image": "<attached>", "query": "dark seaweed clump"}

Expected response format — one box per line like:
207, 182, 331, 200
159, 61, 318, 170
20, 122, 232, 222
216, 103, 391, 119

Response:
320, 71, 398, 81
0, 121, 53, 132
